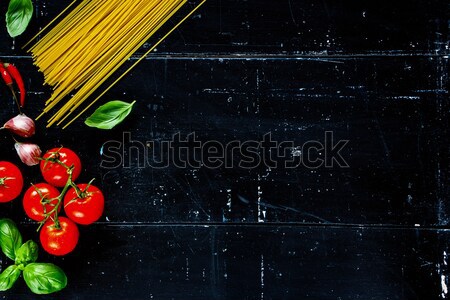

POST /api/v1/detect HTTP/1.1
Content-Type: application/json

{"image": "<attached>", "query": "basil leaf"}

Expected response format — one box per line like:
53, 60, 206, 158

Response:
0, 265, 21, 291
85, 100, 136, 129
6, 0, 33, 38
15, 240, 38, 266
23, 263, 67, 294
0, 219, 22, 260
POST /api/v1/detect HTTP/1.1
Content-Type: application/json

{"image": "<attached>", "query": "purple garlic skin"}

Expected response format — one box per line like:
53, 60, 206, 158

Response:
2, 114, 35, 138
14, 142, 41, 166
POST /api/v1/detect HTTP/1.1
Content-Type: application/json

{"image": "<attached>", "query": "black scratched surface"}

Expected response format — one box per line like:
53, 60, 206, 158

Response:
0, 0, 449, 299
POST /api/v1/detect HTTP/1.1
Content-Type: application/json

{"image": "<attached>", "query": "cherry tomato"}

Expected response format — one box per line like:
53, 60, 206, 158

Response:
40, 148, 82, 187
0, 161, 23, 203
23, 183, 60, 221
40, 217, 79, 256
64, 184, 104, 225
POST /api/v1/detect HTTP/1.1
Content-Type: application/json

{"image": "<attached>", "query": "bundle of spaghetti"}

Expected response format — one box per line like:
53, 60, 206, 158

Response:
26, 0, 206, 128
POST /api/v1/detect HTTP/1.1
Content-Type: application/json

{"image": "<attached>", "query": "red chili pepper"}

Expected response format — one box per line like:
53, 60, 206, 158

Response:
4, 63, 25, 108
0, 62, 21, 112
0, 64, 13, 85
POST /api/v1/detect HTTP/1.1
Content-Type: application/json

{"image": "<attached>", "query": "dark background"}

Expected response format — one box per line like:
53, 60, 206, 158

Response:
0, 0, 449, 299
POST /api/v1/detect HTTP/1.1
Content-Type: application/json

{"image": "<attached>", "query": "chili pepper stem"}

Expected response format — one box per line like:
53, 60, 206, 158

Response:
9, 85, 22, 114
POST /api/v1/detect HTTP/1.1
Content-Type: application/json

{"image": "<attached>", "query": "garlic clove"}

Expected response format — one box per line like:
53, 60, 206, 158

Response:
14, 142, 42, 166
2, 114, 36, 138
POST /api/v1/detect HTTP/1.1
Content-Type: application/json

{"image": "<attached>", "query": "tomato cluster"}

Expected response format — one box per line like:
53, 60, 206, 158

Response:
0, 147, 104, 256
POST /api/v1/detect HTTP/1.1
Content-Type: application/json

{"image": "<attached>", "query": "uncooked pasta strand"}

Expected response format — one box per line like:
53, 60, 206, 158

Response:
63, 0, 208, 129
22, 0, 78, 49
44, 0, 143, 105
27, 0, 207, 128
47, 0, 179, 121
34, 0, 179, 119
54, 0, 187, 126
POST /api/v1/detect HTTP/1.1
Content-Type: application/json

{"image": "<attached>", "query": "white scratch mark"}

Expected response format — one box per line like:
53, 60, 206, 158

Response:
440, 250, 449, 299
441, 275, 448, 298
186, 257, 190, 281
261, 167, 272, 179
257, 184, 265, 222
260, 254, 265, 300
226, 189, 232, 212
202, 268, 206, 281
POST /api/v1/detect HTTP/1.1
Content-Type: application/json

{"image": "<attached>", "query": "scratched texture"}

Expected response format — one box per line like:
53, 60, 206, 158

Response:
0, 0, 449, 299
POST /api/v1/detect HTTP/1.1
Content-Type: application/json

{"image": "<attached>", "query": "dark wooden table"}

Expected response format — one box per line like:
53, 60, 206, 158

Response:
0, 0, 448, 299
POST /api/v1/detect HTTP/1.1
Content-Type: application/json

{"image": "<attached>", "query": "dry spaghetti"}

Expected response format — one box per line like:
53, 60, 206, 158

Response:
26, 0, 207, 128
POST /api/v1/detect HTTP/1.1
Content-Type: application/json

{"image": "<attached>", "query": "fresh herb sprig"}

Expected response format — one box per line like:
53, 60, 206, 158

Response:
0, 219, 67, 294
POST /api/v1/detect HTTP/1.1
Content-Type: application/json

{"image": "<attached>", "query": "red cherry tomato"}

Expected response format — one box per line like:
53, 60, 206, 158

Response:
40, 217, 79, 256
23, 183, 60, 221
40, 148, 82, 187
64, 184, 104, 225
0, 161, 23, 203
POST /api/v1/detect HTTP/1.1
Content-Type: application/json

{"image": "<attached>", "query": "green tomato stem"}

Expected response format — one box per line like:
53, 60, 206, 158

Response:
37, 157, 76, 231
0, 176, 14, 186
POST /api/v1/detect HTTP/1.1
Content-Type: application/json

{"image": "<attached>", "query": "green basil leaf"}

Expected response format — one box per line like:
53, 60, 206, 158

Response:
0, 219, 22, 260
6, 0, 33, 38
85, 100, 136, 130
0, 265, 21, 291
15, 240, 38, 266
23, 263, 67, 294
